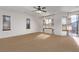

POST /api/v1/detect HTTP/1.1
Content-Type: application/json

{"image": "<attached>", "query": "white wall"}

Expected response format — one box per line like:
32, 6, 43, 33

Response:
0, 9, 41, 38
53, 13, 62, 35
54, 12, 68, 36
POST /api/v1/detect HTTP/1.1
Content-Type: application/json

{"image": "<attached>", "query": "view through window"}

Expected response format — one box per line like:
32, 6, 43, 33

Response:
71, 15, 79, 36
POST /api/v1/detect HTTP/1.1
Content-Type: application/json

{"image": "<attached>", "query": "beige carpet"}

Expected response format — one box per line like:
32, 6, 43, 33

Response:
0, 32, 79, 52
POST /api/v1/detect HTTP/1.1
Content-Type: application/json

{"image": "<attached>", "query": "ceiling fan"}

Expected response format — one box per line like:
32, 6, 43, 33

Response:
33, 6, 47, 13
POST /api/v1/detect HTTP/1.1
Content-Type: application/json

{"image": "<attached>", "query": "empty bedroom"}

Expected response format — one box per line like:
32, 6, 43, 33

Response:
0, 6, 79, 52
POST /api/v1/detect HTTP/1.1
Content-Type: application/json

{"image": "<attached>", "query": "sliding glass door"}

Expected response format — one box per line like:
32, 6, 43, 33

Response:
70, 15, 79, 36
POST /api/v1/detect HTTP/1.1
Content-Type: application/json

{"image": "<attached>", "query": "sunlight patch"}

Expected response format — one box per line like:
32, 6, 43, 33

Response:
72, 36, 79, 46
35, 34, 50, 40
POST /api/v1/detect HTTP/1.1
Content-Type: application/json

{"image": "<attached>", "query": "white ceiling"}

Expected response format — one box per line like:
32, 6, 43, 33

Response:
0, 6, 79, 17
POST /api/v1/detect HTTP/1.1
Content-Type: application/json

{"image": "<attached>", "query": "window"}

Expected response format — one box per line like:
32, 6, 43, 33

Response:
43, 19, 53, 28
26, 18, 30, 29
62, 16, 67, 31
43, 18, 54, 34
71, 15, 79, 34
3, 15, 11, 31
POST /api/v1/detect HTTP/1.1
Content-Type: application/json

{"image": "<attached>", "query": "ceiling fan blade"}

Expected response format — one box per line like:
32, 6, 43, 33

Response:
42, 7, 46, 9
32, 10, 38, 12
41, 10, 47, 12
42, 14, 56, 17
33, 6, 38, 9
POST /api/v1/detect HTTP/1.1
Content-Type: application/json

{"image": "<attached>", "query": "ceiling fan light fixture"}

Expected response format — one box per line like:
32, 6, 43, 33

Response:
35, 10, 42, 14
